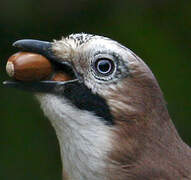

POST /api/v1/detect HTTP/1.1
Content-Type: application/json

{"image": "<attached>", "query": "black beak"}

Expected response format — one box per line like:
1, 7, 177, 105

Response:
3, 39, 79, 93
13, 39, 60, 63
3, 80, 78, 93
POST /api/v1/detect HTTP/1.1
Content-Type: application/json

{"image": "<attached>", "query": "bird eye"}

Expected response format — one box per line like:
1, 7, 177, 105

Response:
95, 59, 114, 75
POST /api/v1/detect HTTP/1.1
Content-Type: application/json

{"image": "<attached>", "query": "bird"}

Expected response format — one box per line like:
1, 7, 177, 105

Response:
4, 33, 191, 180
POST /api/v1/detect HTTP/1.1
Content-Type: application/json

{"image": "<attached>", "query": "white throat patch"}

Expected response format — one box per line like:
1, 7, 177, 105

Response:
36, 94, 113, 180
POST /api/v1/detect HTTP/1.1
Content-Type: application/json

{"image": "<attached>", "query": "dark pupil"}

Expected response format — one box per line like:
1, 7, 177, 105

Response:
97, 59, 111, 74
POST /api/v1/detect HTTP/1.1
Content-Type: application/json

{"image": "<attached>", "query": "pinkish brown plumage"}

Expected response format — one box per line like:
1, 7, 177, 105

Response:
4, 33, 191, 180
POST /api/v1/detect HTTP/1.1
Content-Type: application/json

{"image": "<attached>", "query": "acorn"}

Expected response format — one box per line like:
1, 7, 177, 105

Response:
51, 72, 72, 81
6, 52, 52, 81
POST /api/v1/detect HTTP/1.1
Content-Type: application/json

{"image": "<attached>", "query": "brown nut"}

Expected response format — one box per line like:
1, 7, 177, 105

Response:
51, 72, 72, 81
6, 52, 52, 81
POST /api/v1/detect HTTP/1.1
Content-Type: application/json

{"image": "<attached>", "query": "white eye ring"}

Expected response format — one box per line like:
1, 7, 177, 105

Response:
95, 58, 114, 75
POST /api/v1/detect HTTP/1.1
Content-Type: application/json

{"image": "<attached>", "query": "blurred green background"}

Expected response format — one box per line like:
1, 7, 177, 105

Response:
0, 0, 190, 179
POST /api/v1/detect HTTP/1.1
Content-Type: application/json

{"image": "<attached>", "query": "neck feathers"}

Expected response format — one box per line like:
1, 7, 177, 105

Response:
105, 71, 191, 179
36, 93, 113, 180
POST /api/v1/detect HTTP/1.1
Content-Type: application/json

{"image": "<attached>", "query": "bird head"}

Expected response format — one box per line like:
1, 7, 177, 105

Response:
4, 33, 191, 180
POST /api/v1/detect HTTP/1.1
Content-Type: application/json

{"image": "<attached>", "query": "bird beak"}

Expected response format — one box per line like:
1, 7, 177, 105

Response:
12, 39, 61, 63
3, 39, 80, 93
